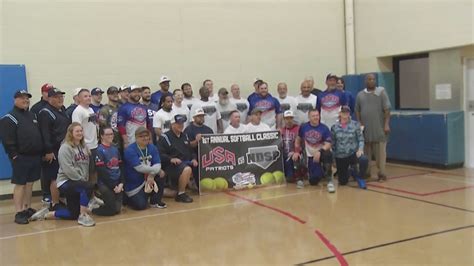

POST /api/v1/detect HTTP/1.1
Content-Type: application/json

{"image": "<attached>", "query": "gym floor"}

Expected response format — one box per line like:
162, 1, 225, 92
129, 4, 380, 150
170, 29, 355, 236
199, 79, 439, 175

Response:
0, 163, 473, 265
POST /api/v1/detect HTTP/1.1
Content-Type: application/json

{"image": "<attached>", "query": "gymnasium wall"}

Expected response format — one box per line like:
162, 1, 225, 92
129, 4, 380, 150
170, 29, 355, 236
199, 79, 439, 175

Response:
0, 0, 346, 105
354, 0, 473, 73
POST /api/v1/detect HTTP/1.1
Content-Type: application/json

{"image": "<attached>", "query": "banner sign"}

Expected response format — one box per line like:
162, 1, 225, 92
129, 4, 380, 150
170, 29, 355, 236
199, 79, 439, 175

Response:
198, 131, 285, 193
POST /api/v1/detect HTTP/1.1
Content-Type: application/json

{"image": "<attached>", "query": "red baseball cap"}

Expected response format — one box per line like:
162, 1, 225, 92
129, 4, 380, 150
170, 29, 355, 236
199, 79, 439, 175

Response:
41, 83, 53, 92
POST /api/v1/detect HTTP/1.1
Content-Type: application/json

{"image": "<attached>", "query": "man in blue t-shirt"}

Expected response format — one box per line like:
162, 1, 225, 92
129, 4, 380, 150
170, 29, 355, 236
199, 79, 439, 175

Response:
294, 109, 335, 193
247, 81, 282, 129
151, 75, 171, 106
317, 74, 347, 130
124, 127, 166, 210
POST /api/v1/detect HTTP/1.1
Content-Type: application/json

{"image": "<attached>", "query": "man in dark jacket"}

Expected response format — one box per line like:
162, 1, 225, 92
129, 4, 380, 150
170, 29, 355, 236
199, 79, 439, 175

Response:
30, 83, 53, 115
0, 90, 44, 224
38, 88, 69, 210
158, 114, 196, 203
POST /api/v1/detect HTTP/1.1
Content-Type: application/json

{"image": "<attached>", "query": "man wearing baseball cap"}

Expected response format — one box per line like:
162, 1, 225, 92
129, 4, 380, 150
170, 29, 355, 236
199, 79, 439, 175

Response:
280, 110, 305, 188
216, 87, 237, 130
245, 108, 271, 133
38, 88, 69, 210
98, 86, 122, 148
331, 106, 368, 189
118, 85, 131, 105
118, 85, 149, 147
183, 107, 214, 189
317, 73, 347, 129
90, 87, 105, 114
151, 75, 171, 106
123, 127, 166, 210
31, 83, 53, 115
158, 114, 196, 203
0, 90, 44, 224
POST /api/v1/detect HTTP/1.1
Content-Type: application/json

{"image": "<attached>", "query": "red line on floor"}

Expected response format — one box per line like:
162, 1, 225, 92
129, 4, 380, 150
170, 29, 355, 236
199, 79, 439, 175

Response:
315, 230, 349, 266
368, 183, 474, 197
421, 185, 474, 196
224, 191, 307, 224
387, 171, 433, 180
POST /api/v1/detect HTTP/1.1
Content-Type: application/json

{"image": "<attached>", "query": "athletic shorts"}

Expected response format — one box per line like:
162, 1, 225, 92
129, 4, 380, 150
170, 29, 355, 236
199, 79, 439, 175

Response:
163, 162, 188, 189
11, 155, 41, 185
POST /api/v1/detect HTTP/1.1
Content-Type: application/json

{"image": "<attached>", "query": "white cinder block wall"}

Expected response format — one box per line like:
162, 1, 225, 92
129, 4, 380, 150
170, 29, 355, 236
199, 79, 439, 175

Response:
1, 0, 346, 104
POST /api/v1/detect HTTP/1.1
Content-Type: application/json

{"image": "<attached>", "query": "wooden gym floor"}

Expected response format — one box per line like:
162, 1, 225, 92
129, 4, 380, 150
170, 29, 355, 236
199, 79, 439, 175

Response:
0, 163, 473, 265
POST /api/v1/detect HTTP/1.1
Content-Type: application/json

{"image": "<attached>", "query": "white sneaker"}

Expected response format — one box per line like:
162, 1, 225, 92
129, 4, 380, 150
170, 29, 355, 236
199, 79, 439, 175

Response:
327, 182, 336, 193
30, 207, 49, 221
88, 196, 104, 211
296, 180, 305, 189
77, 213, 95, 227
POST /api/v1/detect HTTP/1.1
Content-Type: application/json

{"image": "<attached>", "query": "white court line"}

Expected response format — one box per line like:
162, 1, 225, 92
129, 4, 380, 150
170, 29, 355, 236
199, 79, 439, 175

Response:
0, 190, 313, 241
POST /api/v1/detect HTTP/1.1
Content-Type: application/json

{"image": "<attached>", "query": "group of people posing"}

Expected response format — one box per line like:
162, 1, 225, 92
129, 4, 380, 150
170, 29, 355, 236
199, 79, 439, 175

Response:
0, 72, 391, 226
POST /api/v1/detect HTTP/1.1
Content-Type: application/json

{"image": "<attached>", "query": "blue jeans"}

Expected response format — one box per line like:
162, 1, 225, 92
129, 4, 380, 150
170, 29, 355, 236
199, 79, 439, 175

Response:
335, 154, 368, 185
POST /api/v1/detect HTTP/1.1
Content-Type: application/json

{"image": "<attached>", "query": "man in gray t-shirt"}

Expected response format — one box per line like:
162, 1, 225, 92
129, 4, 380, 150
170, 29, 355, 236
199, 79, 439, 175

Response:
355, 73, 391, 181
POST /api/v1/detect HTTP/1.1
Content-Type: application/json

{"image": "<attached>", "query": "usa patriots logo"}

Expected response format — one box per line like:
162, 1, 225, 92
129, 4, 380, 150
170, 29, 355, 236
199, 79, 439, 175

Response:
321, 94, 340, 111
255, 100, 274, 112
304, 130, 322, 146
131, 107, 147, 122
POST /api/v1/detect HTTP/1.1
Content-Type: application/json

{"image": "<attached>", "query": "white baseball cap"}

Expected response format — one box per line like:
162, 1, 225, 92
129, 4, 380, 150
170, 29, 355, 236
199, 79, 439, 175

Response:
283, 110, 294, 118
74, 87, 87, 96
160, 76, 171, 84
192, 108, 205, 117
130, 85, 142, 91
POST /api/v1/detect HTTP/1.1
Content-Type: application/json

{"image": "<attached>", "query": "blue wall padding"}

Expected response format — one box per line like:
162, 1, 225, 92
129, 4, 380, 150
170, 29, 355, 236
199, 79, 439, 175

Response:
0, 65, 28, 180
342, 72, 395, 109
388, 111, 464, 166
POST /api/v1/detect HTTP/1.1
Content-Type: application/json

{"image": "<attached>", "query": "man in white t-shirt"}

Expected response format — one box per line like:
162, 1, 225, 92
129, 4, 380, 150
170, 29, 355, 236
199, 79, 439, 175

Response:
181, 83, 197, 110
295, 80, 317, 125
203, 79, 218, 103
216, 88, 237, 130
153, 93, 175, 139
245, 108, 271, 133
72, 88, 99, 180
190, 86, 223, 133
224, 110, 247, 134
72, 88, 98, 151
172, 89, 190, 128
277, 82, 297, 114
229, 84, 249, 123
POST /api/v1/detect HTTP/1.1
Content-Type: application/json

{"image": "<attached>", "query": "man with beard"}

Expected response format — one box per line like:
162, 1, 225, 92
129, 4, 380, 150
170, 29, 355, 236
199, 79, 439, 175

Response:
153, 93, 175, 139
247, 78, 263, 103
229, 84, 249, 123
276, 82, 297, 114
295, 80, 317, 125
247, 81, 282, 129
141, 86, 160, 143
99, 86, 122, 148
190, 86, 223, 133
118, 85, 148, 148
151, 75, 171, 106
216, 88, 237, 130
183, 108, 213, 189
181, 83, 197, 110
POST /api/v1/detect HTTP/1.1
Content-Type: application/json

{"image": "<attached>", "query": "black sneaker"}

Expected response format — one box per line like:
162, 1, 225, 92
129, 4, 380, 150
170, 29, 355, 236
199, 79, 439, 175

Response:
151, 202, 167, 209
14, 211, 29, 225
175, 193, 193, 203
25, 208, 37, 219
